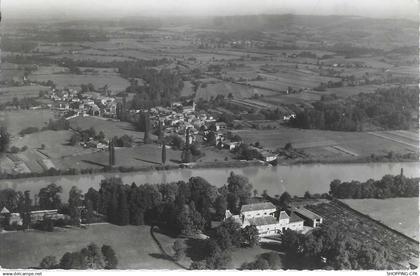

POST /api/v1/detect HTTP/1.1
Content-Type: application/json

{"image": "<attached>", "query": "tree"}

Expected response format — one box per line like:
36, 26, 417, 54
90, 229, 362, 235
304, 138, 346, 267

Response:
205, 241, 231, 269
304, 191, 312, 199
282, 229, 304, 256
143, 113, 152, 144
68, 186, 83, 226
108, 138, 115, 167
214, 226, 233, 251
20, 191, 31, 229
69, 133, 81, 146
226, 172, 253, 213
214, 195, 227, 219
284, 142, 293, 151
161, 141, 166, 165
173, 239, 186, 261
0, 127, 10, 153
59, 252, 86, 269
181, 148, 193, 163
241, 225, 260, 247
39, 256, 58, 269
279, 192, 292, 206
38, 183, 63, 210
101, 245, 118, 269
117, 186, 129, 226
85, 199, 94, 224
81, 243, 104, 269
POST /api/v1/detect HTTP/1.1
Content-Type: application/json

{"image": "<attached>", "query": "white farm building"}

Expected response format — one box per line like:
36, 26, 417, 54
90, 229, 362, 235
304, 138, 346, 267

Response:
225, 202, 315, 237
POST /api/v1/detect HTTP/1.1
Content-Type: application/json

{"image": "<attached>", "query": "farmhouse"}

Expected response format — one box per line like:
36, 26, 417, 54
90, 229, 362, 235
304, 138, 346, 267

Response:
225, 202, 309, 237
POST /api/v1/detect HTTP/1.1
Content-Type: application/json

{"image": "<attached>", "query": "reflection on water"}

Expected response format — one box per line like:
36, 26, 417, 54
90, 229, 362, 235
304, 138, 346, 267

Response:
0, 162, 418, 201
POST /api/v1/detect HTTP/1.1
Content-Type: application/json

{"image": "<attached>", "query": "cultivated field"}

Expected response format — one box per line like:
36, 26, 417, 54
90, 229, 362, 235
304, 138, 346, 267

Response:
231, 127, 418, 160
0, 224, 180, 269
306, 200, 419, 268
341, 198, 419, 241
195, 81, 278, 101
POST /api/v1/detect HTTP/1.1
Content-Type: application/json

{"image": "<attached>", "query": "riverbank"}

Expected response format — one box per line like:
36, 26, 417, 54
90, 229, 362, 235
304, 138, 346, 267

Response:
0, 154, 418, 182
1, 161, 419, 203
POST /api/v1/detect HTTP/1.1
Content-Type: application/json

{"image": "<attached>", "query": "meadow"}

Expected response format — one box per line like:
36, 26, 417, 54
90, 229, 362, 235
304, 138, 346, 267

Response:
0, 85, 50, 103
29, 73, 130, 92
0, 224, 180, 269
4, 109, 56, 136
69, 116, 146, 143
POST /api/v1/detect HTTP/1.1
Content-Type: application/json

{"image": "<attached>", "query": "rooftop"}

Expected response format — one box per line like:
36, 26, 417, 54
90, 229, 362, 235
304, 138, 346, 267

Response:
241, 202, 276, 213
279, 211, 290, 220
289, 212, 304, 223
293, 207, 322, 220
248, 216, 278, 226
1, 206, 10, 214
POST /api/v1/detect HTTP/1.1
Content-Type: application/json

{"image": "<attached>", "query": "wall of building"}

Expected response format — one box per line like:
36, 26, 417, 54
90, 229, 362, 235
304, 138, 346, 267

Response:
256, 223, 281, 237
242, 208, 276, 219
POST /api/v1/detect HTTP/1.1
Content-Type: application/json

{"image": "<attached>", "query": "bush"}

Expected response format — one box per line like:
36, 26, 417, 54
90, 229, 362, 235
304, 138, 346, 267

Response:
19, 126, 39, 136
10, 146, 20, 154
33, 218, 55, 232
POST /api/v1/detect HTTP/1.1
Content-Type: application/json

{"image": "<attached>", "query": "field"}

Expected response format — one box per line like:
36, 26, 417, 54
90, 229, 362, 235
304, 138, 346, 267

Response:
28, 73, 130, 92
318, 84, 384, 98
254, 70, 341, 90
341, 198, 419, 241
2, 109, 55, 136
306, 200, 419, 268
69, 116, 146, 143
231, 127, 418, 160
0, 85, 50, 103
0, 224, 180, 269
194, 81, 278, 101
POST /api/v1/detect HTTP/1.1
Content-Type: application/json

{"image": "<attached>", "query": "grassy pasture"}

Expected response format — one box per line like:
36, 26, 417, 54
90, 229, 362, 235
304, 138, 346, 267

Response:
69, 116, 145, 143
0, 224, 180, 269
4, 109, 55, 136
0, 85, 50, 103
29, 73, 130, 92
341, 198, 419, 241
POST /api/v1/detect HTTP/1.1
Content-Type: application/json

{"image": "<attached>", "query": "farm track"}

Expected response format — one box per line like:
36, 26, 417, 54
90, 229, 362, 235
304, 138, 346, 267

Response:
306, 201, 419, 267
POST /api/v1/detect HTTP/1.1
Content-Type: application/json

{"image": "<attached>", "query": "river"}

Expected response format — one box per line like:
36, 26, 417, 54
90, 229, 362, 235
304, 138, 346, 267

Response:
0, 162, 418, 200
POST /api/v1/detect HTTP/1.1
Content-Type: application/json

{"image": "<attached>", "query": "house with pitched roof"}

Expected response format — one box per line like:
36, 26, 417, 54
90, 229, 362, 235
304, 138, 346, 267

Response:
224, 201, 307, 237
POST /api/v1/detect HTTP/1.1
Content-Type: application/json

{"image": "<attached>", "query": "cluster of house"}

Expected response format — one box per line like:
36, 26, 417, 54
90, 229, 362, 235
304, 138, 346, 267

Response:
49, 89, 118, 118
225, 201, 323, 237
0, 207, 67, 228
147, 102, 225, 144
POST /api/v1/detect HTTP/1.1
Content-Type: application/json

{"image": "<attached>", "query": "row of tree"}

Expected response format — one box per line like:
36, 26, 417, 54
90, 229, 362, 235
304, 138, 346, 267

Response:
329, 174, 419, 199
83, 172, 253, 235
39, 243, 117, 269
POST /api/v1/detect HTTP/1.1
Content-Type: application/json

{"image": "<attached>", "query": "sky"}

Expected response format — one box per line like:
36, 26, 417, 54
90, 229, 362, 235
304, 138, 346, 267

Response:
2, 0, 419, 21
